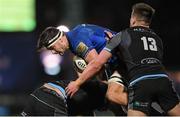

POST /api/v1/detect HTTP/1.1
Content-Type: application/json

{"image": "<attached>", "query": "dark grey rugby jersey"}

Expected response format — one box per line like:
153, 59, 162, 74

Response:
104, 26, 165, 81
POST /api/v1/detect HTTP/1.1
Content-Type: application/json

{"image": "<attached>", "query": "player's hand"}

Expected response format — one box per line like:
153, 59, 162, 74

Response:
104, 30, 114, 41
65, 81, 80, 98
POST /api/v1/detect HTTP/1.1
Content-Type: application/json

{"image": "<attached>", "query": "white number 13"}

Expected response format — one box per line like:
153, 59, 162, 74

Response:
141, 36, 157, 51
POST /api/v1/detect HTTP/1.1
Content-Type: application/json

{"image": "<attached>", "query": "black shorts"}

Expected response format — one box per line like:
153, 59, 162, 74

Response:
128, 77, 179, 115
21, 86, 68, 116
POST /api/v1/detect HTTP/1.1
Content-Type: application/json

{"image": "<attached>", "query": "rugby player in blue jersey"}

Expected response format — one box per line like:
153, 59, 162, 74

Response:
37, 24, 127, 106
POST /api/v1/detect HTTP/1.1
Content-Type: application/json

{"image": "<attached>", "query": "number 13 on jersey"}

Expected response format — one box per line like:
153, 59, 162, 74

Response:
141, 36, 157, 51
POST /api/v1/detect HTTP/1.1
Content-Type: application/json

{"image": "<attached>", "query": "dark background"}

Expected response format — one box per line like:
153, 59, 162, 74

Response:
0, 0, 179, 115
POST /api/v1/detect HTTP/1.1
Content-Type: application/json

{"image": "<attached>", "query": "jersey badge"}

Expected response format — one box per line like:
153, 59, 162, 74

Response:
76, 42, 88, 56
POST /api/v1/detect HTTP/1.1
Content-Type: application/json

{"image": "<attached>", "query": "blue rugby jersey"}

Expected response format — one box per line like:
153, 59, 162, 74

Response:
66, 24, 117, 58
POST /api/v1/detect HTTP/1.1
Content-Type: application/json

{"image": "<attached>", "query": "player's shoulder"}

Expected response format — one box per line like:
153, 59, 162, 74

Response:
68, 24, 90, 38
71, 24, 85, 31
114, 28, 129, 37
72, 24, 92, 33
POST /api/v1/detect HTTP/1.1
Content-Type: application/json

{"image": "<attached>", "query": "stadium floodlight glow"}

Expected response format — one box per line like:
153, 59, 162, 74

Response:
40, 50, 62, 75
57, 25, 70, 32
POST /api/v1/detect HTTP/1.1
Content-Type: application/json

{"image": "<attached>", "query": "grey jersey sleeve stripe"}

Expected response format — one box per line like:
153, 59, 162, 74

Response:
104, 32, 123, 52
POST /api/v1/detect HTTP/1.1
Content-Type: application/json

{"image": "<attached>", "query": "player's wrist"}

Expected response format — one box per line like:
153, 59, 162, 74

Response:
75, 78, 83, 87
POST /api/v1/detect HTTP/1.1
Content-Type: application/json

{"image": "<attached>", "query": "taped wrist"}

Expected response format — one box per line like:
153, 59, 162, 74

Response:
108, 71, 125, 86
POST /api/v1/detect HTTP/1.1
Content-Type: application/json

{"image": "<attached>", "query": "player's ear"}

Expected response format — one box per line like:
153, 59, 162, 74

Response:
130, 16, 135, 27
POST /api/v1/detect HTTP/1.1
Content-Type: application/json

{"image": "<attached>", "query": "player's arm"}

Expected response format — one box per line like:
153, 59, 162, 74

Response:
84, 49, 99, 63
81, 30, 115, 63
76, 31, 123, 85
75, 32, 124, 85
66, 32, 123, 97
75, 30, 114, 78
76, 50, 112, 86
66, 50, 112, 97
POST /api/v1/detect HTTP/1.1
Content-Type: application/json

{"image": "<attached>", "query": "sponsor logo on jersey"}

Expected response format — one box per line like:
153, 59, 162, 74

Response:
76, 42, 88, 56
141, 58, 160, 64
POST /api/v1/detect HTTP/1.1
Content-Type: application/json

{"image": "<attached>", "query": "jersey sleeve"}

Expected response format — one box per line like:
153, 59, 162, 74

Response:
74, 30, 94, 58
103, 32, 123, 53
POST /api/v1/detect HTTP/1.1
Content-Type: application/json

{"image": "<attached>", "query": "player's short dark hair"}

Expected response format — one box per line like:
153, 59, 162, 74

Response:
132, 3, 155, 24
37, 27, 62, 50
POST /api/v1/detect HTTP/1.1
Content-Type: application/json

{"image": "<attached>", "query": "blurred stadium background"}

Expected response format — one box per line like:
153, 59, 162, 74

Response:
0, 0, 179, 115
